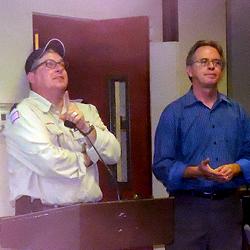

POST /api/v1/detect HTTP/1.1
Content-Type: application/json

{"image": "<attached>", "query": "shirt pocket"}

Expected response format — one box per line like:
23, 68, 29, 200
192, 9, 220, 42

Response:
45, 123, 63, 146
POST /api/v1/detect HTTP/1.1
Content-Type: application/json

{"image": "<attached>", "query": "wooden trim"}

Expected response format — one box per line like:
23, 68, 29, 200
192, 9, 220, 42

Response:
162, 0, 179, 41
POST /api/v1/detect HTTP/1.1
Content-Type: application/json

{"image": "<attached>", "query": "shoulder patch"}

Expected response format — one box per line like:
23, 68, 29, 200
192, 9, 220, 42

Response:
10, 109, 20, 124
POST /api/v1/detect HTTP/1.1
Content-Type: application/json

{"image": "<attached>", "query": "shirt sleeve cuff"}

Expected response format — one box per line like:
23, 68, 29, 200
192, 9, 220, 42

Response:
236, 158, 250, 182
168, 161, 187, 187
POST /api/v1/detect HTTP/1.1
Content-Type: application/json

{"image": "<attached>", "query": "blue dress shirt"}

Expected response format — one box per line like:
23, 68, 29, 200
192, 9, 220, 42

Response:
153, 89, 250, 192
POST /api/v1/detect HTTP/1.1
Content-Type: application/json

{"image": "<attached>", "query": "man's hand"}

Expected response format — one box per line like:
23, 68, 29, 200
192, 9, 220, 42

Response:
60, 91, 91, 133
184, 158, 217, 179
198, 158, 217, 180
184, 159, 240, 182
82, 143, 93, 168
214, 163, 241, 182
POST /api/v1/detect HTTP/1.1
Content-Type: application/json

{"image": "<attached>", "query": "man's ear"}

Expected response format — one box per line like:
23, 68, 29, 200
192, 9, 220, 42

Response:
186, 65, 192, 78
27, 72, 34, 83
27, 72, 36, 90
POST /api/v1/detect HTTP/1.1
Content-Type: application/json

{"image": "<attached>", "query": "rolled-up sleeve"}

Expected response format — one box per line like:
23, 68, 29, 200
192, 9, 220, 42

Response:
153, 105, 185, 189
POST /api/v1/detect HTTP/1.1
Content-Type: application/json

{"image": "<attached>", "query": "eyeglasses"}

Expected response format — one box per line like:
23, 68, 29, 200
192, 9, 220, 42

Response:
31, 59, 69, 72
191, 58, 224, 68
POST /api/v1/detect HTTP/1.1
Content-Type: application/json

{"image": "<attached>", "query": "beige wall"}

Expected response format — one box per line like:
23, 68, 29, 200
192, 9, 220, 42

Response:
0, 0, 227, 220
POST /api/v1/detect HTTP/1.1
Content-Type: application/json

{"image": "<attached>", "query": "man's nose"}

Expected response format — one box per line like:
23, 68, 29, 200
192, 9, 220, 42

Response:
207, 61, 215, 69
55, 63, 64, 72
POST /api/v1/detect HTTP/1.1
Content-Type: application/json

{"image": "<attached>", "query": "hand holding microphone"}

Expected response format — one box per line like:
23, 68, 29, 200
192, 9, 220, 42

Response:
60, 91, 95, 136
60, 91, 96, 168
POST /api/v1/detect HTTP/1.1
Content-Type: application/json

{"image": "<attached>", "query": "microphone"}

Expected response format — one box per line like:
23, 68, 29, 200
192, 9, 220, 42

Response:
64, 120, 76, 129
64, 119, 121, 200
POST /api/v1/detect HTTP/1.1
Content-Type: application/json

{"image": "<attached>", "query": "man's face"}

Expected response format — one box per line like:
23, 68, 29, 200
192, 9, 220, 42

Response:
28, 51, 68, 96
186, 46, 223, 89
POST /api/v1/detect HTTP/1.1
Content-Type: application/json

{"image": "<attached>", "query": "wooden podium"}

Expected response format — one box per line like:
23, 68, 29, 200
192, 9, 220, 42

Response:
0, 198, 174, 250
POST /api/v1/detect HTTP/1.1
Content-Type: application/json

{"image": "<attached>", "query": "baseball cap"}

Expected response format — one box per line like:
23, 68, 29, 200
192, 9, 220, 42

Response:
25, 38, 65, 74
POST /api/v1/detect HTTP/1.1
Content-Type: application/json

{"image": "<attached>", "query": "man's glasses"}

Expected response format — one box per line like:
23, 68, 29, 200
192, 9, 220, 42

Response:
31, 59, 69, 72
191, 58, 224, 68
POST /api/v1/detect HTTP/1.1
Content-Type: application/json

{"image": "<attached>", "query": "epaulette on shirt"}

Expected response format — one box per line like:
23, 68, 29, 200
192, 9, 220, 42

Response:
9, 103, 20, 124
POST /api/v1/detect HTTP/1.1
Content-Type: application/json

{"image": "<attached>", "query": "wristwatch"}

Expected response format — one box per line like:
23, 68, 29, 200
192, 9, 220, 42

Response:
81, 124, 95, 136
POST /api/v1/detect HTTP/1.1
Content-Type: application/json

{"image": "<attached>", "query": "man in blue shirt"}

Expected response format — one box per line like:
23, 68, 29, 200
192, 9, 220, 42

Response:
153, 40, 250, 250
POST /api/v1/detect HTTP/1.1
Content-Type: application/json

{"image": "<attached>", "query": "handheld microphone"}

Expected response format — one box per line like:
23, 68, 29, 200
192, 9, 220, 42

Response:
64, 120, 76, 129
64, 120, 121, 200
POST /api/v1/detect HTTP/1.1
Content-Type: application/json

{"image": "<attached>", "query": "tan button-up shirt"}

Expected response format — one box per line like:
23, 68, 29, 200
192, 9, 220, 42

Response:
4, 91, 121, 205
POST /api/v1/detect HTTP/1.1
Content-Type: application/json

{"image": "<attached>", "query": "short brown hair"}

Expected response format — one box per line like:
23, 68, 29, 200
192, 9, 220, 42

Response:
186, 40, 225, 70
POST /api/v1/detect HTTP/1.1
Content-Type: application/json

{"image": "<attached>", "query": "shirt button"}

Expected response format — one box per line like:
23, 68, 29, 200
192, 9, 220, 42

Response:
213, 141, 217, 145
216, 157, 219, 161
212, 125, 215, 128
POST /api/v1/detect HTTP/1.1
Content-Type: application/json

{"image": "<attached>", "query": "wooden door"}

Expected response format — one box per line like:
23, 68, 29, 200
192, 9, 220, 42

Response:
33, 13, 152, 201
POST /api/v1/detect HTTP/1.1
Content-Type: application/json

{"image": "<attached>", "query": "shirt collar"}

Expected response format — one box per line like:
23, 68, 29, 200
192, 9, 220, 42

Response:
183, 87, 232, 107
29, 91, 53, 113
